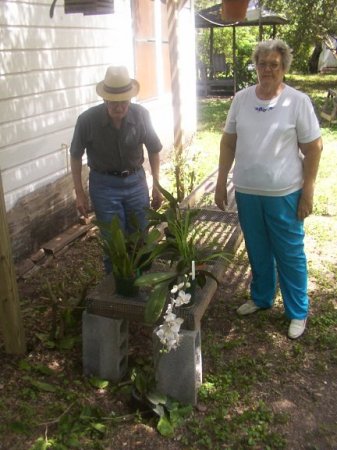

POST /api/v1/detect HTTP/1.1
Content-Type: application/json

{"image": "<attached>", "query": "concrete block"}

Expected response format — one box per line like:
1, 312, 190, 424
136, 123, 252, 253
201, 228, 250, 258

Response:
82, 311, 128, 382
154, 328, 202, 406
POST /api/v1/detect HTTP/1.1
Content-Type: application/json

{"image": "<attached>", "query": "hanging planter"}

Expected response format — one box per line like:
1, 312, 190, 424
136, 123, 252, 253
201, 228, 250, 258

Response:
221, 0, 250, 22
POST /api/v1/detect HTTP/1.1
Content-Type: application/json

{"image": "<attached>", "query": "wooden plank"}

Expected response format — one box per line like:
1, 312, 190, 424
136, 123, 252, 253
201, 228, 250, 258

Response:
43, 222, 94, 255
2, 153, 67, 192
0, 1, 117, 28
1, 47, 114, 82
0, 172, 26, 354
0, 83, 99, 124
0, 66, 106, 102
0, 128, 74, 172
0, 27, 121, 51
0, 103, 94, 149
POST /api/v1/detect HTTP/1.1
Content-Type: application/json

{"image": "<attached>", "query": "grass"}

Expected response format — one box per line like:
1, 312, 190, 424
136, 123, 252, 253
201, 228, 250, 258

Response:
178, 75, 337, 449
1, 74, 337, 449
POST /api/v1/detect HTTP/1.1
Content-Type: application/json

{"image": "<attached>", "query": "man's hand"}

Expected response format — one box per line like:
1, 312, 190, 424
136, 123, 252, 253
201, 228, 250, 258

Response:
75, 190, 89, 217
151, 186, 163, 210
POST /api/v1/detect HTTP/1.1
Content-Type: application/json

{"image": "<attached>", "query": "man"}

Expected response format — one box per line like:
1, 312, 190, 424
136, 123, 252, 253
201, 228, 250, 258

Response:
70, 66, 163, 271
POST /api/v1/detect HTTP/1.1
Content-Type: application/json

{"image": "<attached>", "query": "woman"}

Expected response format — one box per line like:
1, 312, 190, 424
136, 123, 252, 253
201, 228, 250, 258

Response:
214, 39, 323, 339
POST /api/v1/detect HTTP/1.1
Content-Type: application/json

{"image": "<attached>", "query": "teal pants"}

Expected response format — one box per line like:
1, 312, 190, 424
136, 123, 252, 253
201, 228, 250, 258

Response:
235, 190, 308, 319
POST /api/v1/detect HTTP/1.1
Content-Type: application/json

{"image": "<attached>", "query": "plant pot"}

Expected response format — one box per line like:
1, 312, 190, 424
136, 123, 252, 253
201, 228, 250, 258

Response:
114, 275, 139, 297
182, 279, 197, 308
221, 0, 249, 22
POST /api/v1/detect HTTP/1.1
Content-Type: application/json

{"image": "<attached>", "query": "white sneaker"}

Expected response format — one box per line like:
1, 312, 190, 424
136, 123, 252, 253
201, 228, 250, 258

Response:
288, 319, 307, 339
237, 300, 260, 316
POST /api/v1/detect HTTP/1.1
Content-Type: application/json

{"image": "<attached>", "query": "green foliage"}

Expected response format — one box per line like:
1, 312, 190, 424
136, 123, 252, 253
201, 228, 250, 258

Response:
265, 0, 337, 72
195, 0, 337, 74
131, 362, 192, 438
136, 183, 230, 323
97, 215, 161, 279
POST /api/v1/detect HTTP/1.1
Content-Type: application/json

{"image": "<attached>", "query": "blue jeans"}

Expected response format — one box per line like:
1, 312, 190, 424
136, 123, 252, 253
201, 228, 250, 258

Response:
235, 190, 308, 320
89, 168, 150, 273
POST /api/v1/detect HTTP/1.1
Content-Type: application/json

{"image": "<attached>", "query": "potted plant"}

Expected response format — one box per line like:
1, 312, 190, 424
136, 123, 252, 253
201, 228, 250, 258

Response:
135, 184, 230, 323
146, 179, 183, 238
97, 215, 162, 297
221, 0, 249, 22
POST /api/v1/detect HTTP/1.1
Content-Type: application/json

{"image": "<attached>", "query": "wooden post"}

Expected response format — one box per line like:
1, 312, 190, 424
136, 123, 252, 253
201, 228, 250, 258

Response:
232, 25, 237, 94
166, 0, 186, 201
0, 172, 26, 354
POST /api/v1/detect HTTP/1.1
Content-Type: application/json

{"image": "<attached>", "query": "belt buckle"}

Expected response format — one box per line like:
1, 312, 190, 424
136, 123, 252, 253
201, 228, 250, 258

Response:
121, 170, 129, 177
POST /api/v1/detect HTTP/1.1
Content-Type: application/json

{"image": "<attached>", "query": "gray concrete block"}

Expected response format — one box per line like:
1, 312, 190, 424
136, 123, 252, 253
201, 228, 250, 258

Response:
154, 328, 202, 406
82, 311, 128, 382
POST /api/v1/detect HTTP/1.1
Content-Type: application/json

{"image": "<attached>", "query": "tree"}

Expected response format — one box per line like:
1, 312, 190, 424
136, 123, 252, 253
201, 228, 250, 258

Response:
195, 0, 337, 73
264, 0, 337, 72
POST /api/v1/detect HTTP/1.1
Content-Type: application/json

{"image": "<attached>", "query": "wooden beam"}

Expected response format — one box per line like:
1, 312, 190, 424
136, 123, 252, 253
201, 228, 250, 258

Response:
0, 172, 26, 354
166, 0, 185, 200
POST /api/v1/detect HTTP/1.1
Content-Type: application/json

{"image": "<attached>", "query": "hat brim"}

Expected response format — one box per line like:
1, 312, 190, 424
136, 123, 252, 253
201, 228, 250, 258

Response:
96, 79, 140, 101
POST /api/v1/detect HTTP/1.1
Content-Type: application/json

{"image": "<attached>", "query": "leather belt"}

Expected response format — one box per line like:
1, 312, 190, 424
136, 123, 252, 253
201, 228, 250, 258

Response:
96, 167, 140, 177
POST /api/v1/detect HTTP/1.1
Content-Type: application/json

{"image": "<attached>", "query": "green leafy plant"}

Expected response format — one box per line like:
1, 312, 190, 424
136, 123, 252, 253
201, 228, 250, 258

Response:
131, 364, 192, 437
136, 183, 230, 323
97, 215, 162, 281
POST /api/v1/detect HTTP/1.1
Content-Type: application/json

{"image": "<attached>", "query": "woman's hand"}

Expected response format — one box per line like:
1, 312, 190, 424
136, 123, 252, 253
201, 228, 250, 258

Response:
214, 181, 228, 211
297, 185, 314, 220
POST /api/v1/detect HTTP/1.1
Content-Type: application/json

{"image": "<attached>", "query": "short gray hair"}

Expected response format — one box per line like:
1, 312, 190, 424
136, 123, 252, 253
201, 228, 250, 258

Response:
252, 39, 293, 72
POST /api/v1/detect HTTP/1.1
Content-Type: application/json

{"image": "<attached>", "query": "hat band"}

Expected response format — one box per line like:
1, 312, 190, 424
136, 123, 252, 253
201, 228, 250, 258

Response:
103, 82, 133, 94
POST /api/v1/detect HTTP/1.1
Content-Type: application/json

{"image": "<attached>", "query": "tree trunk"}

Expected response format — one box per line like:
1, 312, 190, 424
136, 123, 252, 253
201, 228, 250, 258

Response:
308, 42, 322, 74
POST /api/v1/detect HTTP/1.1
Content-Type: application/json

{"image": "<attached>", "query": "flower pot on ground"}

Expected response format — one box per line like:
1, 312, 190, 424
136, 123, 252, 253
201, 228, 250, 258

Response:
97, 215, 162, 297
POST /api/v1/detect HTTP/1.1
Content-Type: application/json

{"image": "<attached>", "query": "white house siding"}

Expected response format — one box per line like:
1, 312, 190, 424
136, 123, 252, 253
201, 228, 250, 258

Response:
0, 0, 197, 261
0, 0, 134, 212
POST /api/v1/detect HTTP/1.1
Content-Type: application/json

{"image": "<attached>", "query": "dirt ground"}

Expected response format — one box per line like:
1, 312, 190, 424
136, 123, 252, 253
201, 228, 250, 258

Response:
1, 213, 337, 449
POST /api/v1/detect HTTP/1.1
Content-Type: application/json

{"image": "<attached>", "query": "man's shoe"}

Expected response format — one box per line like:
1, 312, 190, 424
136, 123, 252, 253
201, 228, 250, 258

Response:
288, 319, 307, 339
237, 300, 260, 316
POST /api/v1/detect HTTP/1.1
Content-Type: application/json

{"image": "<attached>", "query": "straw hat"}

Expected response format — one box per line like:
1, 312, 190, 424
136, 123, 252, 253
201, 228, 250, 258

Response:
96, 66, 140, 101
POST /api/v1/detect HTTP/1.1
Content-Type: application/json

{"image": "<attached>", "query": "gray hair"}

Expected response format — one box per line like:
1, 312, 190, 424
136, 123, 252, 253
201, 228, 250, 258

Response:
252, 39, 293, 72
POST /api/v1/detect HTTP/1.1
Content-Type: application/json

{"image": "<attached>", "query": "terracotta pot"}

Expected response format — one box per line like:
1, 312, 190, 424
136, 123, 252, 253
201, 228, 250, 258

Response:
221, 0, 249, 22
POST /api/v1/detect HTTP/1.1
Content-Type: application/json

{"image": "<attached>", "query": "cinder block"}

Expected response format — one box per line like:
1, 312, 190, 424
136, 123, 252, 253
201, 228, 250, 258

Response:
154, 328, 202, 406
82, 311, 128, 382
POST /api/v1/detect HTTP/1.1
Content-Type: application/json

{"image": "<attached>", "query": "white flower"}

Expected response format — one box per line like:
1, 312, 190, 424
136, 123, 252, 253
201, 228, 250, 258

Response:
170, 281, 185, 294
157, 275, 194, 352
173, 290, 191, 307
155, 316, 184, 352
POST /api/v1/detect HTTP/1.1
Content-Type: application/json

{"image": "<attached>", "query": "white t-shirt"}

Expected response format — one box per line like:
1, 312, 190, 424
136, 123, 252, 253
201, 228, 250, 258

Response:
224, 84, 321, 196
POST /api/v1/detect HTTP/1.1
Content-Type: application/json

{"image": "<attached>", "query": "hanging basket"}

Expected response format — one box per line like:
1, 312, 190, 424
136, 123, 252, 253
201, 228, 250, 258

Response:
221, 0, 249, 22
